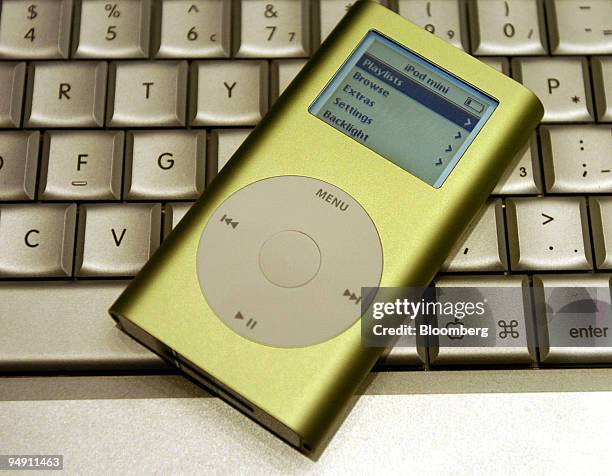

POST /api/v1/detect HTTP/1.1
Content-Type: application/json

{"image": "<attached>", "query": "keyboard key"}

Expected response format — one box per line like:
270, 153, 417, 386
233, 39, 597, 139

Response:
441, 200, 507, 272
533, 274, 612, 365
24, 62, 107, 128
73, 0, 151, 58
546, 0, 612, 55
479, 57, 510, 75
506, 197, 592, 271
39, 131, 124, 201
0, 281, 165, 371
107, 61, 188, 127
589, 197, 612, 270
0, 131, 39, 201
235, 0, 310, 58
592, 56, 612, 122
377, 308, 427, 369
164, 202, 195, 237
124, 130, 206, 200
207, 129, 252, 183
315, 1, 386, 46
155, 0, 231, 58
492, 135, 542, 195
469, 0, 547, 55
377, 344, 426, 368
429, 276, 536, 366
0, 62, 25, 128
271, 59, 306, 100
75, 203, 161, 277
512, 58, 595, 122
0, 204, 76, 277
540, 125, 612, 194
365, 287, 427, 369
398, 0, 467, 50
190, 61, 268, 126
0, 0, 72, 59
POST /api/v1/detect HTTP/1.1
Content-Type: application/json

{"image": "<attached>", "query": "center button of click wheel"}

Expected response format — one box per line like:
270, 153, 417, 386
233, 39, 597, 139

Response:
258, 230, 322, 288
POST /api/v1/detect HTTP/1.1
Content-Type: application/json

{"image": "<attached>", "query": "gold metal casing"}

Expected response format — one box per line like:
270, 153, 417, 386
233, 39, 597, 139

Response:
109, 1, 543, 456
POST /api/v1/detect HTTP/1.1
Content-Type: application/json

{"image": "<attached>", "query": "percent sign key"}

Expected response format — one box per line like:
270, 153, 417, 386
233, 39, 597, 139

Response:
105, 3, 121, 18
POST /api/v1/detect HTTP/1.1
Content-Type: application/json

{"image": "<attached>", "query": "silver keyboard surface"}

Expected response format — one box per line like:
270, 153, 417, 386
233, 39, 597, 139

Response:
0, 0, 611, 374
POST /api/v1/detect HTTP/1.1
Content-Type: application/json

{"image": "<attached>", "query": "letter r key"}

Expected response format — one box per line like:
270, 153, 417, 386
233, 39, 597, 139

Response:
25, 62, 107, 127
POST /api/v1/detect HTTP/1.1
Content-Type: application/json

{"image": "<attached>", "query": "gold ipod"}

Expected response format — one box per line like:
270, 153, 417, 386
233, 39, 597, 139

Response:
110, 1, 543, 456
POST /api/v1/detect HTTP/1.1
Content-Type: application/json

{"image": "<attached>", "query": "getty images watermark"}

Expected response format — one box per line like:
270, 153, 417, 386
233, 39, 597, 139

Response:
360, 286, 612, 348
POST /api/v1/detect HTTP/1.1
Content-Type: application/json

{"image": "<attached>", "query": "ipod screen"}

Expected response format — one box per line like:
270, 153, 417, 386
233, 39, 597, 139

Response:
309, 30, 498, 188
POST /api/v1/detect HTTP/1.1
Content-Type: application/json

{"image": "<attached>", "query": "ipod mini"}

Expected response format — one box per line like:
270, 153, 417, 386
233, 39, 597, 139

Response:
110, 1, 543, 456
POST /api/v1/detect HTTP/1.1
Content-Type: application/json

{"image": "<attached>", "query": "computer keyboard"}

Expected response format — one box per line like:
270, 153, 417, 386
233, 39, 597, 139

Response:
0, 0, 611, 374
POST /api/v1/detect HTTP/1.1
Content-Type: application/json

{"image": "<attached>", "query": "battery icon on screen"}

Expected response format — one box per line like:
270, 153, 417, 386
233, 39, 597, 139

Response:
464, 97, 485, 114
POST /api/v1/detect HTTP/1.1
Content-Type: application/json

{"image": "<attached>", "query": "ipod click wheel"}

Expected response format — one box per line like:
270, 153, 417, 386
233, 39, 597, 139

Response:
197, 176, 383, 347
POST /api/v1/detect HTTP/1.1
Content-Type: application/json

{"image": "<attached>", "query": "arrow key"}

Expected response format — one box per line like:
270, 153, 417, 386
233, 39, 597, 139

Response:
506, 197, 592, 271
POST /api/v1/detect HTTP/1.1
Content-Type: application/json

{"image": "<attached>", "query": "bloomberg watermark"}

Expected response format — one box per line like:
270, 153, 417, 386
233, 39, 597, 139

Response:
360, 286, 612, 349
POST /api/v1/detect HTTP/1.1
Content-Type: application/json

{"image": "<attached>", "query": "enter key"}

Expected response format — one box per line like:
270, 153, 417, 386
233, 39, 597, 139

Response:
533, 274, 612, 365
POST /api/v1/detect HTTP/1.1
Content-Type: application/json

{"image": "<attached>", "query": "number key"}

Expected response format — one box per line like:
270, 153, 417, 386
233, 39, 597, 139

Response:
492, 135, 542, 195
236, 0, 310, 58
547, 0, 612, 55
155, 0, 231, 58
398, 0, 467, 50
0, 0, 73, 59
315, 1, 386, 47
470, 0, 547, 55
73, 0, 151, 58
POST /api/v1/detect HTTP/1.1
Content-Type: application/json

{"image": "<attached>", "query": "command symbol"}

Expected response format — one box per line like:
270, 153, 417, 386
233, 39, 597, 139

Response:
220, 214, 239, 229
498, 319, 519, 339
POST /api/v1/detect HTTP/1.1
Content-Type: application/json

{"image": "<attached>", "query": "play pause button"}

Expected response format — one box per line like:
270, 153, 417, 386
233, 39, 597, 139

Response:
234, 312, 257, 329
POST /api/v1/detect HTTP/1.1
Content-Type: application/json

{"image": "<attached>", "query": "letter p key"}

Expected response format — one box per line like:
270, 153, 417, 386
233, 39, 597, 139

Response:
547, 77, 560, 95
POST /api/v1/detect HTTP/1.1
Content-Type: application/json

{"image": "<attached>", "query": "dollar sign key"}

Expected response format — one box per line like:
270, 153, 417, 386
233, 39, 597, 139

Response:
27, 4, 38, 20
